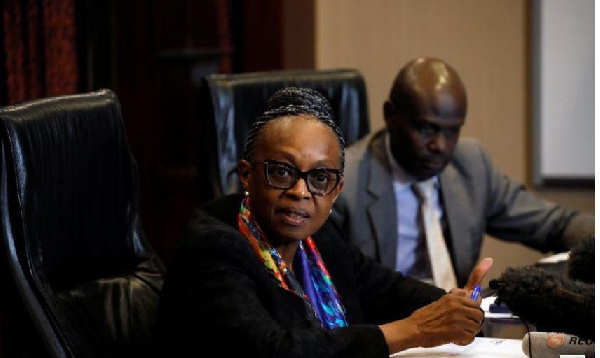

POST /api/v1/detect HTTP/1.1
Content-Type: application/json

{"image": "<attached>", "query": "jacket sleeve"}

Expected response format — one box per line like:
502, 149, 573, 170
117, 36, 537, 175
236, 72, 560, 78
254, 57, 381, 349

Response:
472, 142, 594, 252
316, 220, 446, 326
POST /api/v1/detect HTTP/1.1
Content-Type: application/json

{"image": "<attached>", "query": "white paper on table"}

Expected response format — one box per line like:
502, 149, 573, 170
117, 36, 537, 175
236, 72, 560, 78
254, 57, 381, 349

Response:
390, 337, 527, 357
481, 296, 519, 320
537, 251, 569, 264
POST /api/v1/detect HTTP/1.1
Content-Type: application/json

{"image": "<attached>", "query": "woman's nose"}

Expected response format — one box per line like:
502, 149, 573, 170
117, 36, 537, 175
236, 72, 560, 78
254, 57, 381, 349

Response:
285, 177, 311, 199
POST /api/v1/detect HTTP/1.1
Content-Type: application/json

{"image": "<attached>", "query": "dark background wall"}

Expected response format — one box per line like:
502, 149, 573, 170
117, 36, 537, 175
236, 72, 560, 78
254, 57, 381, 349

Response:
92, 0, 291, 264
1, 0, 298, 265
0, 2, 302, 351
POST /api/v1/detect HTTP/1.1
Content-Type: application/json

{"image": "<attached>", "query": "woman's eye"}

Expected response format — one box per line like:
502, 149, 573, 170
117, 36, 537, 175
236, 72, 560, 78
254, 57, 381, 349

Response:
313, 172, 329, 183
273, 165, 292, 177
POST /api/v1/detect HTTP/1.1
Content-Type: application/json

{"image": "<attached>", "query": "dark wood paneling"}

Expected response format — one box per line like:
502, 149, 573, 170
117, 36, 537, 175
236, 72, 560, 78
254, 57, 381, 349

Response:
80, 0, 284, 264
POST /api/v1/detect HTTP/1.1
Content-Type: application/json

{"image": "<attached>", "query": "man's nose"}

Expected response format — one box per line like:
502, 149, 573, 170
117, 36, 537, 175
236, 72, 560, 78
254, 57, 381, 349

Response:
428, 131, 447, 153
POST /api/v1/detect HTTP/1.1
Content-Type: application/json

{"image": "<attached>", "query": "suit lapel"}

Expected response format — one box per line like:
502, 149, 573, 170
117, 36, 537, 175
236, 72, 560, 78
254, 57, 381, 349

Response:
365, 135, 398, 270
439, 164, 472, 285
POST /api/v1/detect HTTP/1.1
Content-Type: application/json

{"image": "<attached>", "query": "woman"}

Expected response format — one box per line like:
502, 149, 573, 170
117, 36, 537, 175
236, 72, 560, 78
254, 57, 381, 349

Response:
157, 87, 492, 357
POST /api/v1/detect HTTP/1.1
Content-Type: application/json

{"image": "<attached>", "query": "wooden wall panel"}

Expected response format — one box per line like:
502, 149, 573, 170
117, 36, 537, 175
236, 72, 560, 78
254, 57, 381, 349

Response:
311, 0, 594, 286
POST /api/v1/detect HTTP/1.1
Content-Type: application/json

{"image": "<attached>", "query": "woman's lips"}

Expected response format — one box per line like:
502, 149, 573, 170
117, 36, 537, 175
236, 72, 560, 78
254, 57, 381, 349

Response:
277, 207, 309, 226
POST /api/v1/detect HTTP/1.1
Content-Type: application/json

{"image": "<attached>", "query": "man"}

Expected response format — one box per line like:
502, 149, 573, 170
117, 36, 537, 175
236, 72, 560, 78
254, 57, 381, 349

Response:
331, 57, 594, 289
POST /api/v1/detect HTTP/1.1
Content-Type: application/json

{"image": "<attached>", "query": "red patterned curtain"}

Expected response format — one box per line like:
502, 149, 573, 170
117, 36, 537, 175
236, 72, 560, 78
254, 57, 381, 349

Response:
3, 0, 78, 105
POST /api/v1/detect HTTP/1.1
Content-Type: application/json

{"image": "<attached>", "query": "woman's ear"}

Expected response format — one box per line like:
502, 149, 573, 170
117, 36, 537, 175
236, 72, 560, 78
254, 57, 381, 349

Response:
238, 159, 252, 192
333, 178, 344, 200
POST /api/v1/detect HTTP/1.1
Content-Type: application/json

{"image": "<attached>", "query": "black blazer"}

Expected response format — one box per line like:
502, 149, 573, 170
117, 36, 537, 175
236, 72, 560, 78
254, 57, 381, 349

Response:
157, 194, 445, 357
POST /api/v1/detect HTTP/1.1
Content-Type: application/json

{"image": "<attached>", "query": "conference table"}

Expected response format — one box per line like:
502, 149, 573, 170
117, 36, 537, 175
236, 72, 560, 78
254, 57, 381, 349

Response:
390, 337, 527, 357
389, 295, 529, 358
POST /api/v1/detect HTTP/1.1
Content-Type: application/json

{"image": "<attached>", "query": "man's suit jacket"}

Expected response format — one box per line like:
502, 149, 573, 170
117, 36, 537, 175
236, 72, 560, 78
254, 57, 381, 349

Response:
331, 129, 594, 286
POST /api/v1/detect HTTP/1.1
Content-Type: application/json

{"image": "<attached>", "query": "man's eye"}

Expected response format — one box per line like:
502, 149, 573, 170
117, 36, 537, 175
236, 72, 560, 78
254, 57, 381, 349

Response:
418, 124, 435, 135
444, 127, 461, 136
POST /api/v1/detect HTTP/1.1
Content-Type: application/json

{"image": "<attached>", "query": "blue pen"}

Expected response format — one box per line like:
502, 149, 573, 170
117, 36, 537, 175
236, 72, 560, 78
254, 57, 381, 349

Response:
471, 285, 481, 301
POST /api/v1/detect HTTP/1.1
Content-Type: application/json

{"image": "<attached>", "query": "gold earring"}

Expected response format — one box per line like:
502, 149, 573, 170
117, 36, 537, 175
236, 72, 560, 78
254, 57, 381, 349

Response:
244, 191, 249, 197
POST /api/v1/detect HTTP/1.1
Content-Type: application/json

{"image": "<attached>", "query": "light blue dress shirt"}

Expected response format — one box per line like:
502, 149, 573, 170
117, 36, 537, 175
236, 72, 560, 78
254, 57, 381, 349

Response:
384, 133, 444, 282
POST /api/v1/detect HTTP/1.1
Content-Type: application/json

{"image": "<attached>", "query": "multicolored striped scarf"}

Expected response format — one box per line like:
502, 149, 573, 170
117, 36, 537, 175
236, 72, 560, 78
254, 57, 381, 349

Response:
238, 197, 348, 330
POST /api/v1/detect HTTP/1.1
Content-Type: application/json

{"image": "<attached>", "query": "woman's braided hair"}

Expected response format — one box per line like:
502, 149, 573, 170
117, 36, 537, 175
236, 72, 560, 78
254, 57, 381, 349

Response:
242, 87, 346, 170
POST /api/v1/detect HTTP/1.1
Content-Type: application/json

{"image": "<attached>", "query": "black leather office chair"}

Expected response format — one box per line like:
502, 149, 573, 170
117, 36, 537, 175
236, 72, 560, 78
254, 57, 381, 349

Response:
197, 68, 370, 201
0, 90, 165, 357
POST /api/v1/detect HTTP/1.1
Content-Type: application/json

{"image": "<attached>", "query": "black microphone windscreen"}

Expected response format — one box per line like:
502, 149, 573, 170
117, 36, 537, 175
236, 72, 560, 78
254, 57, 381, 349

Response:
489, 266, 594, 339
568, 236, 594, 283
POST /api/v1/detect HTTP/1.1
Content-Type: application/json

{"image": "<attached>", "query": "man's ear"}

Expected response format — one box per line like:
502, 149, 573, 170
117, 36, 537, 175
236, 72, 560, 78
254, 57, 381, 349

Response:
383, 100, 395, 127
238, 160, 252, 192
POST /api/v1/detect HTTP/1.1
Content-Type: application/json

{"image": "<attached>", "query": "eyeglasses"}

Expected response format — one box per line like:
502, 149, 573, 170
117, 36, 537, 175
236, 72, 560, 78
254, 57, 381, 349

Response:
249, 159, 342, 196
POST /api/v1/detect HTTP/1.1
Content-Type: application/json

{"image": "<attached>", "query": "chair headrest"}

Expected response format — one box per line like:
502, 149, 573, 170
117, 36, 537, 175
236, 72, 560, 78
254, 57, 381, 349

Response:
198, 68, 370, 200
1, 89, 145, 289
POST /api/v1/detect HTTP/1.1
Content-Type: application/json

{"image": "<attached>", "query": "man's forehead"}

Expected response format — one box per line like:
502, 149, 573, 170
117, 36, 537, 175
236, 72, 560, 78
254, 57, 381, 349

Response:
409, 86, 467, 116
410, 113, 465, 128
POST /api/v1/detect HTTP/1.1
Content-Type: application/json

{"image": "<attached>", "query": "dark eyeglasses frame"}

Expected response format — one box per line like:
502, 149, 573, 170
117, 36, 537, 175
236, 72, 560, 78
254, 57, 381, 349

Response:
248, 159, 342, 196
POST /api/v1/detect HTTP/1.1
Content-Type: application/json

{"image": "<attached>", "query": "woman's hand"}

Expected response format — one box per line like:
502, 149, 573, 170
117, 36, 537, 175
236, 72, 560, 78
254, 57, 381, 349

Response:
380, 293, 483, 353
380, 258, 493, 353
405, 292, 483, 347
449, 257, 494, 303
463, 257, 493, 291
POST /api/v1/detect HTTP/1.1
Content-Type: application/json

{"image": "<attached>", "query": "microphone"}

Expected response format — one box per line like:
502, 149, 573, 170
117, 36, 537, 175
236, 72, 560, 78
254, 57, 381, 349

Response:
489, 265, 594, 339
489, 236, 595, 340
567, 235, 594, 284
522, 332, 594, 358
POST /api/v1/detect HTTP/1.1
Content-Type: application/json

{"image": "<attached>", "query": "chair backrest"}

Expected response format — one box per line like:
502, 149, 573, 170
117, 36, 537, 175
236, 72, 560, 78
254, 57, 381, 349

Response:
197, 68, 370, 201
0, 89, 165, 357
